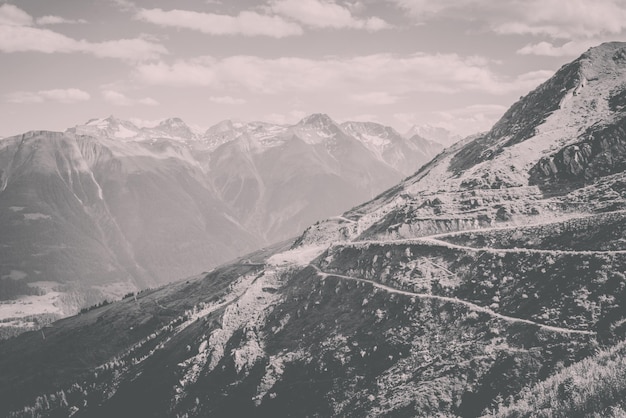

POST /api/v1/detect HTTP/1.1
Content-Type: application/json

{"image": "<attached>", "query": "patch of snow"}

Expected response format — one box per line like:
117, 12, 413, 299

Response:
0, 290, 65, 318
23, 213, 51, 221
2, 270, 27, 280
114, 125, 137, 139
267, 245, 327, 266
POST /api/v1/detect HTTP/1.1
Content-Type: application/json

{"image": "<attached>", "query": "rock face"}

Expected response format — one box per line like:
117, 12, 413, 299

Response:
530, 114, 626, 189
448, 42, 626, 187
0, 115, 443, 321
1, 43, 626, 418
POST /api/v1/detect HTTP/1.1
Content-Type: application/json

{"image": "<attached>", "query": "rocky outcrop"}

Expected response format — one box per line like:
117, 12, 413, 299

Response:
530, 115, 626, 190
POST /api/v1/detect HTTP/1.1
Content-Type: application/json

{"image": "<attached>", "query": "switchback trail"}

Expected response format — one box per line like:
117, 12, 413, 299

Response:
342, 236, 626, 256
310, 265, 595, 336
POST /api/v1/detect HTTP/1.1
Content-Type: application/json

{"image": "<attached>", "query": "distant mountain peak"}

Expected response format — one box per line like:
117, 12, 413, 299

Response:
404, 124, 461, 147
341, 121, 401, 140
158, 117, 183, 125
297, 113, 336, 127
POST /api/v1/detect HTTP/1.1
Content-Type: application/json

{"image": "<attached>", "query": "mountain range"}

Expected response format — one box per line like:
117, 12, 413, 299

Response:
0, 114, 445, 332
1, 42, 625, 417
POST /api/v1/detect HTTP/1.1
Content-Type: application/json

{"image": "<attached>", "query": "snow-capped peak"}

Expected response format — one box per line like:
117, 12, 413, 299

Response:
152, 117, 197, 140
71, 116, 141, 139
297, 113, 336, 128
341, 121, 402, 141
70, 116, 205, 142
290, 113, 343, 144
404, 124, 461, 147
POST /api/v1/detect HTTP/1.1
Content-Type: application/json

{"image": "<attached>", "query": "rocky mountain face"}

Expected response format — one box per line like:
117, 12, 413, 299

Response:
1, 42, 625, 417
0, 114, 443, 333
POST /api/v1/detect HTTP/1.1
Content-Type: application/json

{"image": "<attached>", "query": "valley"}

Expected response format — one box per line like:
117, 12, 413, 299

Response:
0, 116, 445, 334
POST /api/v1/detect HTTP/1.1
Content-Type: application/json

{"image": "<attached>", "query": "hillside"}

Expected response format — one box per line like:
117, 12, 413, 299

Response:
0, 42, 625, 417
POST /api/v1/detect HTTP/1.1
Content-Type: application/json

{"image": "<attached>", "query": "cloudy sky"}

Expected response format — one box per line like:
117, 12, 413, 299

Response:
1, 0, 626, 138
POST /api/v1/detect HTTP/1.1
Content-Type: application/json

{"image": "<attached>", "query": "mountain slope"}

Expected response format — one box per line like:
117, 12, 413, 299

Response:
0, 131, 261, 321
1, 42, 625, 417
0, 114, 443, 329
3, 42, 626, 418
207, 115, 410, 242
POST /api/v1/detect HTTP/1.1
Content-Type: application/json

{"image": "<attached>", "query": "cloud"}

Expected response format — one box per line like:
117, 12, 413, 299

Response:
102, 90, 158, 106
209, 96, 247, 105
350, 91, 400, 105
341, 113, 382, 124
36, 16, 87, 25
504, 0, 626, 39
0, 4, 32, 26
134, 53, 552, 96
0, 5, 166, 61
516, 40, 613, 57
389, 0, 626, 54
263, 110, 307, 125
135, 8, 303, 37
127, 117, 162, 128
109, 0, 136, 12
433, 104, 508, 135
5, 88, 90, 104
4, 91, 43, 104
394, 104, 508, 136
90, 38, 167, 61
270, 0, 390, 31
387, 0, 481, 19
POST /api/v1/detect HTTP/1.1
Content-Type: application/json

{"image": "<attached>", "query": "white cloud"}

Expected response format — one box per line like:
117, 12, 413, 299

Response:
4, 91, 43, 104
0, 4, 32, 26
263, 110, 307, 125
517, 40, 613, 57
389, 0, 626, 53
134, 53, 552, 96
128, 117, 162, 128
0, 5, 166, 61
350, 91, 400, 105
5, 88, 90, 104
138, 97, 159, 106
110, 0, 136, 12
394, 104, 508, 137
506, 0, 626, 39
102, 90, 158, 106
270, 0, 390, 31
90, 38, 167, 61
387, 0, 481, 19
209, 96, 247, 105
434, 104, 507, 135
340, 113, 382, 124
40, 89, 91, 103
36, 15, 87, 25
135, 8, 303, 37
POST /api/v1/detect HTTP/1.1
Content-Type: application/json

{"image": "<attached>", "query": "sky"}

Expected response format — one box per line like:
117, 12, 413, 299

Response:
1, 0, 626, 138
